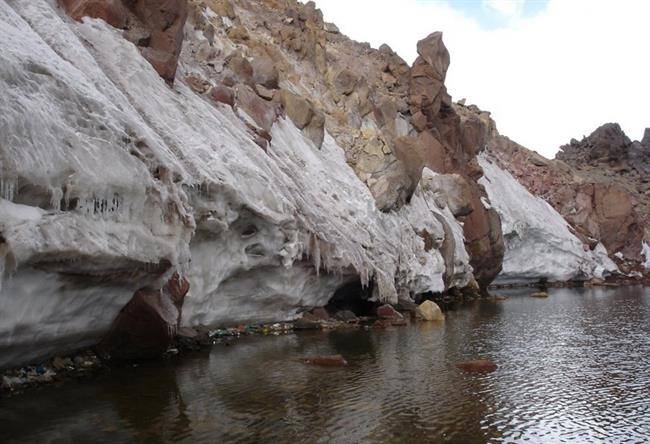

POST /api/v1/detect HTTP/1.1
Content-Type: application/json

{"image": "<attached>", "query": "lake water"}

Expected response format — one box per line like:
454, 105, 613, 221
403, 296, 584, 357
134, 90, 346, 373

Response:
1, 286, 649, 443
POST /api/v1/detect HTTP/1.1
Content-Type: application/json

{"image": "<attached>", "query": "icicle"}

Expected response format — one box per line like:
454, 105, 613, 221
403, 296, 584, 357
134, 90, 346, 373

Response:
49, 187, 63, 212
0, 178, 16, 201
312, 233, 321, 276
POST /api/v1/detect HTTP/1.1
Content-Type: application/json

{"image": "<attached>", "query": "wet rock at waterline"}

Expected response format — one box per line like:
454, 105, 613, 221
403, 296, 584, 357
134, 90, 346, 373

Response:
416, 300, 445, 321
376, 304, 402, 319
98, 273, 190, 360
456, 359, 497, 373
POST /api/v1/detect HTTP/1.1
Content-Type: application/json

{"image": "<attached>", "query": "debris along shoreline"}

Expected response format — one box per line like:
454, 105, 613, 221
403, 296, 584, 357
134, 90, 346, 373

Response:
1, 300, 446, 396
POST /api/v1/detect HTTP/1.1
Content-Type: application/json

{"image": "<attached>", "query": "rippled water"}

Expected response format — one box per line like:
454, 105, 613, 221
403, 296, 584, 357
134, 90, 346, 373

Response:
1, 286, 650, 443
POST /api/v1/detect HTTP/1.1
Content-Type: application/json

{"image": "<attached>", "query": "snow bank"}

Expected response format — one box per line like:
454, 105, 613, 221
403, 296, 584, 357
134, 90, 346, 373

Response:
478, 153, 617, 283
0, 0, 472, 367
643, 242, 650, 269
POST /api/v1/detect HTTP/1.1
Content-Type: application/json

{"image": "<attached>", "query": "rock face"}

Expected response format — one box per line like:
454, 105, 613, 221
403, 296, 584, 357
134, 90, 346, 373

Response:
400, 33, 505, 287
488, 120, 649, 264
99, 273, 190, 360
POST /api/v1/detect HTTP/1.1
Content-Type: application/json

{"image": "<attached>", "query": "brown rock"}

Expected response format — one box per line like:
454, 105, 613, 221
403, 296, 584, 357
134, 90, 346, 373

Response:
415, 300, 445, 321
99, 272, 189, 360
128, 0, 188, 84
255, 84, 276, 101
310, 307, 330, 320
456, 359, 497, 373
426, 174, 473, 217
279, 90, 313, 129
210, 85, 235, 106
226, 52, 254, 85
304, 109, 325, 148
236, 84, 278, 131
185, 74, 210, 93
415, 31, 450, 81
227, 25, 249, 42
251, 54, 279, 89
376, 304, 401, 319
58, 0, 128, 28
333, 69, 358, 95
212, 0, 236, 19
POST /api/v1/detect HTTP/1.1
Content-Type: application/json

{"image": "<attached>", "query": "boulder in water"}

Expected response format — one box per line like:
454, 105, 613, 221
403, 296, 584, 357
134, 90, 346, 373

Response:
456, 359, 497, 373
416, 300, 445, 321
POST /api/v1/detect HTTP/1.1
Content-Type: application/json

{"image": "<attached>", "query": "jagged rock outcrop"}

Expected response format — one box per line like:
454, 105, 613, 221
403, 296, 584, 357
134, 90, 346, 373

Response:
489, 120, 648, 264
399, 33, 504, 287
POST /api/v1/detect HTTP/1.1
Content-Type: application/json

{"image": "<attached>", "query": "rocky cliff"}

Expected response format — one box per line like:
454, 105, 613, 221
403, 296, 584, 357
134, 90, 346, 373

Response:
487, 118, 649, 276
0, 0, 620, 368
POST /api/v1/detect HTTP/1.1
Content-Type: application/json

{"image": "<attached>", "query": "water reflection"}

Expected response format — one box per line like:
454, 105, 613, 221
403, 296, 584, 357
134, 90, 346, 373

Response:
1, 286, 649, 443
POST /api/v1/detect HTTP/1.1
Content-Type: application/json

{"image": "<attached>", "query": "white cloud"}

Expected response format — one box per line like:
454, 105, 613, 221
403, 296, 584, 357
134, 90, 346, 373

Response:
313, 0, 650, 157
484, 0, 524, 17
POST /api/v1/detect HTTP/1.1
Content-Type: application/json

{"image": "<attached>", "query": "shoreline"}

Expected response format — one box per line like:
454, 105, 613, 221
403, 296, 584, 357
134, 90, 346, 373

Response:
3, 282, 648, 397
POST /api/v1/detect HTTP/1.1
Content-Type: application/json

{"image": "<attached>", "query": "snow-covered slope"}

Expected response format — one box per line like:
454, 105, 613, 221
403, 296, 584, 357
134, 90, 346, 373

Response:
478, 153, 617, 283
0, 0, 472, 367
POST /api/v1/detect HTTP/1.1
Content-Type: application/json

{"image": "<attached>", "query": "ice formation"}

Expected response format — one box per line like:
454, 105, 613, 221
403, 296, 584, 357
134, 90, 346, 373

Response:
0, 0, 472, 367
643, 242, 650, 269
478, 153, 617, 284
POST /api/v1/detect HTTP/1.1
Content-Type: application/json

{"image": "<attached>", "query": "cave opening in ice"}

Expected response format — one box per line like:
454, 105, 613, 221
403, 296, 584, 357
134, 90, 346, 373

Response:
325, 279, 376, 316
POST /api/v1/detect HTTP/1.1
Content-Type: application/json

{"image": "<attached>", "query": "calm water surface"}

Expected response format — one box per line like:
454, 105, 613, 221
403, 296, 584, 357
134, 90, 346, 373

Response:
1, 286, 649, 443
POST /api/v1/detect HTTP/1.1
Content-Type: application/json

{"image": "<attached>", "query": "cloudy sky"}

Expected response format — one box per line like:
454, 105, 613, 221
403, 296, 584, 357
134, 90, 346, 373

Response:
313, 0, 650, 157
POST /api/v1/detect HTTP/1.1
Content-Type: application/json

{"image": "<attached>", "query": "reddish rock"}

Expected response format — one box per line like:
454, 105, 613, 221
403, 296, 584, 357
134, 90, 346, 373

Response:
376, 304, 401, 319
236, 85, 279, 132
310, 307, 330, 320
58, 0, 129, 28
406, 33, 504, 288
57, 0, 188, 84
128, 0, 188, 84
456, 359, 497, 373
210, 85, 235, 107
303, 355, 348, 366
99, 273, 190, 360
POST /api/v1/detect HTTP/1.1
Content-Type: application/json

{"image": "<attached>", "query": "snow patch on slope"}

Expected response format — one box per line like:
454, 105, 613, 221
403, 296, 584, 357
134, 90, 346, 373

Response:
478, 153, 617, 283
643, 242, 650, 269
